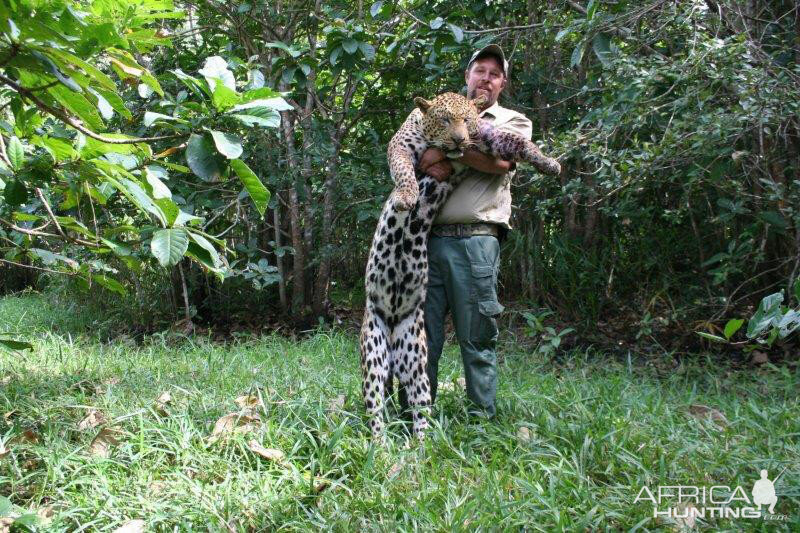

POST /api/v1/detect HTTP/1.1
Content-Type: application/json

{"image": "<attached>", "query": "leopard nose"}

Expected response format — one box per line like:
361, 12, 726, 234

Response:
451, 134, 465, 145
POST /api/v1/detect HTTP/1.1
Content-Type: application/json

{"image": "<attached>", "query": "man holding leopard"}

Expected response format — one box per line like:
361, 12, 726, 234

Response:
409, 44, 546, 419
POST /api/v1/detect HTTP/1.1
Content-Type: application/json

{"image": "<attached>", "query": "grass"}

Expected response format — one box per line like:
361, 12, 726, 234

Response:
1, 292, 799, 531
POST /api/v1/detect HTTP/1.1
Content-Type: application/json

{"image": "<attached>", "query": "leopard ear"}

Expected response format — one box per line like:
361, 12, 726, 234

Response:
414, 97, 434, 113
472, 94, 488, 109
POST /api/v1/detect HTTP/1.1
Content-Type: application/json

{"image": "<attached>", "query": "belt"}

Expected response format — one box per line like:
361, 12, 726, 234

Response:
431, 223, 500, 238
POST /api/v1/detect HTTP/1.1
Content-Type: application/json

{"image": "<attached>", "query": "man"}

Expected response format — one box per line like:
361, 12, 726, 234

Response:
417, 44, 533, 418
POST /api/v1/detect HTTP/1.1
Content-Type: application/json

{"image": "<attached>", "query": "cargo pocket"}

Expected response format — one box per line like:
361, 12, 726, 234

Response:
470, 263, 495, 303
472, 299, 505, 347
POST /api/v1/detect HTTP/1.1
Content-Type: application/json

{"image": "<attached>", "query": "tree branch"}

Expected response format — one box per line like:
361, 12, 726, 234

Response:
0, 73, 188, 144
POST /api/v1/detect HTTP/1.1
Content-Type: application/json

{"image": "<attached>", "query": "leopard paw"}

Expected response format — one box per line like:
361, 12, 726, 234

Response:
392, 190, 418, 211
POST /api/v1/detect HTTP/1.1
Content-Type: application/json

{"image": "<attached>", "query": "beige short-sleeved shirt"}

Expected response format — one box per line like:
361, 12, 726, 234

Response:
433, 102, 533, 229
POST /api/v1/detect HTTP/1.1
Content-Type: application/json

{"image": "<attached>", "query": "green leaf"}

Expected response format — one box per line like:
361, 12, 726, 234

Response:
342, 39, 359, 54
723, 318, 744, 340
94, 88, 132, 120
189, 231, 222, 268
447, 23, 464, 43
264, 41, 302, 59
231, 113, 280, 129
199, 56, 236, 91
555, 28, 572, 42
570, 42, 585, 68
592, 33, 612, 67
209, 130, 243, 159
42, 48, 116, 91
4, 179, 28, 206
747, 292, 784, 338
697, 332, 727, 343
185, 242, 223, 280
7, 136, 25, 170
48, 85, 104, 131
759, 211, 789, 229
0, 338, 33, 351
240, 87, 282, 103
154, 197, 179, 226
145, 167, 171, 199
143, 112, 188, 127
92, 274, 127, 295
230, 159, 270, 216
794, 278, 800, 303
430, 17, 444, 30
186, 134, 222, 182
232, 97, 292, 112
211, 82, 240, 111
358, 42, 376, 62
370, 1, 383, 18
150, 228, 189, 267
104, 175, 166, 226
586, 0, 598, 20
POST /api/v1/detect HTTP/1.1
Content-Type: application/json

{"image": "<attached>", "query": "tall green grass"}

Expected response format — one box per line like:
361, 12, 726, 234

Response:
0, 293, 798, 531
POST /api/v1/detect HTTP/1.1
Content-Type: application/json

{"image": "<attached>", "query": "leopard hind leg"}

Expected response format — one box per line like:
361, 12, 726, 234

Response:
360, 303, 391, 440
392, 306, 431, 439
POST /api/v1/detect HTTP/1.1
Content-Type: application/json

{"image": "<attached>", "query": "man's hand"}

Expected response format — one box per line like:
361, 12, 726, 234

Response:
418, 148, 454, 182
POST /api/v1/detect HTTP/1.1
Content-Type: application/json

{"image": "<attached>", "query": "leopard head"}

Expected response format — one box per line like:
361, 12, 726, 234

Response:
413, 92, 487, 157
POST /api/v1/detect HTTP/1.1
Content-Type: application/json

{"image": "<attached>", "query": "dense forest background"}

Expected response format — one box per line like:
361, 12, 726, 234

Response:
1, 0, 798, 351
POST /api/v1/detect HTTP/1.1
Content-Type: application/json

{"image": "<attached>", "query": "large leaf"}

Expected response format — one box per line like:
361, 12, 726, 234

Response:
0, 338, 33, 351
189, 231, 222, 268
150, 228, 189, 267
6, 136, 25, 170
4, 179, 28, 205
592, 33, 613, 67
199, 56, 236, 91
723, 318, 744, 340
186, 134, 222, 181
230, 107, 280, 128
92, 274, 128, 295
230, 159, 270, 216
231, 97, 292, 112
570, 42, 585, 68
209, 130, 243, 159
48, 85, 104, 131
746, 292, 784, 338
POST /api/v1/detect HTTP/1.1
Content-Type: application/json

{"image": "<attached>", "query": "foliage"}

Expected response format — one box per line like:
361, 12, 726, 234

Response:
1, 0, 798, 344
520, 308, 575, 356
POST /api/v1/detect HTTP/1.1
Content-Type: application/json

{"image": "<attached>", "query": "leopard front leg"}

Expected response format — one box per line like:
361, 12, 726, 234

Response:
477, 121, 561, 176
387, 112, 427, 211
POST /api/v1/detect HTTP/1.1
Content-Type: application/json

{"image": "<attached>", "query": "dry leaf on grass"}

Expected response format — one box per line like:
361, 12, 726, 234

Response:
89, 427, 123, 458
37, 505, 55, 525
328, 394, 346, 411
0, 441, 8, 458
209, 413, 260, 442
113, 519, 146, 533
688, 404, 728, 428
302, 471, 331, 493
673, 502, 698, 530
517, 426, 532, 443
0, 376, 10, 386
247, 440, 286, 463
0, 517, 14, 533
154, 391, 172, 415
235, 394, 259, 409
456, 377, 466, 389
751, 351, 769, 364
78, 409, 107, 431
387, 462, 403, 479
12, 429, 39, 445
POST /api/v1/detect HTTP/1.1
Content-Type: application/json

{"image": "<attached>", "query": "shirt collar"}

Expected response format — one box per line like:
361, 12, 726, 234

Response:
479, 101, 504, 120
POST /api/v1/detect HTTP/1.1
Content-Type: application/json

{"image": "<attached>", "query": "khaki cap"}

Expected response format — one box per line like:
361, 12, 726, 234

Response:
467, 44, 509, 76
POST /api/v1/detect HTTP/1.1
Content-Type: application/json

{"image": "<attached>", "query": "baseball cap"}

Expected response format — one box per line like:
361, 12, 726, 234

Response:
467, 44, 509, 76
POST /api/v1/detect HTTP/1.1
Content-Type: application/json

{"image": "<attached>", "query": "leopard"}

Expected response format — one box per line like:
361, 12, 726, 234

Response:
360, 92, 561, 441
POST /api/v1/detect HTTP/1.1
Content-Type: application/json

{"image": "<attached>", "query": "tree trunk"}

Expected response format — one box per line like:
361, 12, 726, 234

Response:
279, 107, 306, 313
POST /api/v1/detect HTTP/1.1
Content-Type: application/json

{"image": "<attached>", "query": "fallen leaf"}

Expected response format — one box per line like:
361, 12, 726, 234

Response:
0, 442, 8, 458
0, 376, 10, 386
674, 502, 698, 529
387, 462, 403, 479
209, 413, 260, 442
517, 426, 532, 443
89, 427, 123, 457
302, 471, 331, 493
328, 394, 346, 411
456, 377, 466, 389
0, 517, 13, 533
37, 505, 55, 525
247, 440, 285, 463
751, 351, 768, 364
688, 404, 728, 428
113, 519, 146, 533
104, 377, 121, 386
155, 391, 172, 415
78, 409, 107, 431
148, 481, 167, 494
14, 429, 39, 444
235, 394, 259, 409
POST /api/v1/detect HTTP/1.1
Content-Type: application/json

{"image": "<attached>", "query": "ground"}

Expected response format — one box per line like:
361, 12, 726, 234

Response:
0, 292, 798, 531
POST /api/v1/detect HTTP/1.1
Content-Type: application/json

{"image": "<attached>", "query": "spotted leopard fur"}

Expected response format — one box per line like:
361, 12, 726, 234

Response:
360, 92, 561, 440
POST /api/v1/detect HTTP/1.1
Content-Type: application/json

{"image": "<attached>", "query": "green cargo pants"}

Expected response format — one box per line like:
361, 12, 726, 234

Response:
424, 234, 504, 416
